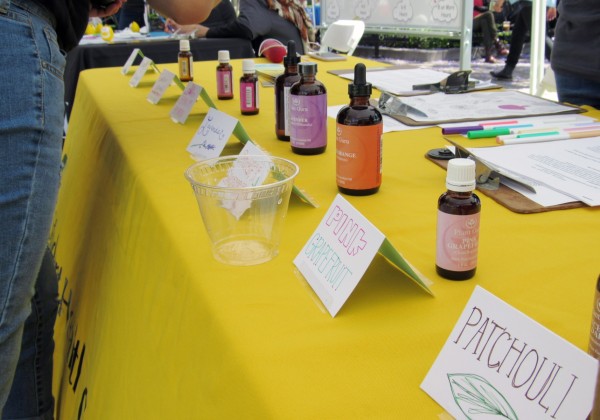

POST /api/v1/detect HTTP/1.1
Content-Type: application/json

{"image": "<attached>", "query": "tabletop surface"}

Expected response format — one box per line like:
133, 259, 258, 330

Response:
51, 55, 600, 419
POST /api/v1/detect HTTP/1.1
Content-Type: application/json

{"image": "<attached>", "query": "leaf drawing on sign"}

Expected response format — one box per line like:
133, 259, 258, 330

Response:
448, 373, 518, 420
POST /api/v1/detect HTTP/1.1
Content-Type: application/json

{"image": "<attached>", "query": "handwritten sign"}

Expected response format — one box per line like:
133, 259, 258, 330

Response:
421, 286, 598, 420
121, 48, 140, 75
186, 108, 238, 160
295, 195, 433, 316
294, 195, 385, 316
129, 56, 153, 88
147, 69, 176, 105
170, 82, 203, 124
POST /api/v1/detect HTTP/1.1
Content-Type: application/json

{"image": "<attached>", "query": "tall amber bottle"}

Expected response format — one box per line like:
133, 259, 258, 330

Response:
178, 39, 193, 82
275, 40, 301, 141
436, 158, 481, 280
289, 62, 327, 155
336, 63, 383, 196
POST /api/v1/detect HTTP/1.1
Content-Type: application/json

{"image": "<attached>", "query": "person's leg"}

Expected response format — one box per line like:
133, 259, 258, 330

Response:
478, 12, 497, 63
0, 0, 65, 416
3, 249, 59, 420
491, 1, 532, 79
555, 71, 600, 109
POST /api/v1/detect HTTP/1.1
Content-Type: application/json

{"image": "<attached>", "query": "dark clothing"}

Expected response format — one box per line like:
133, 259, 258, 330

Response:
203, 0, 236, 28
32, 0, 89, 51
505, 1, 552, 67
206, 0, 305, 54
551, 0, 600, 83
117, 0, 144, 29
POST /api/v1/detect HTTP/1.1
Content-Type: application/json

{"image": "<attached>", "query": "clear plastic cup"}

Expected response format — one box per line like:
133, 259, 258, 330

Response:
184, 155, 299, 266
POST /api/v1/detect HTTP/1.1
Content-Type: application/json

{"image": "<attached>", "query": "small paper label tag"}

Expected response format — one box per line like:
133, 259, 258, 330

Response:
187, 108, 238, 159
219, 151, 272, 220
235, 142, 270, 187
121, 48, 140, 75
129, 56, 153, 88
147, 69, 176, 104
170, 82, 202, 124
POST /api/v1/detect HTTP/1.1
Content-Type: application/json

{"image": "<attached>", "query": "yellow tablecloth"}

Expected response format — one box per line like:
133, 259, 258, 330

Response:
51, 56, 600, 418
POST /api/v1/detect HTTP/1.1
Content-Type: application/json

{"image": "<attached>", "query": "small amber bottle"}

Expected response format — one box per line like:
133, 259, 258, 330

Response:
216, 50, 233, 100
289, 62, 327, 155
275, 40, 300, 141
178, 39, 193, 82
336, 63, 383, 196
239, 59, 259, 115
436, 158, 481, 280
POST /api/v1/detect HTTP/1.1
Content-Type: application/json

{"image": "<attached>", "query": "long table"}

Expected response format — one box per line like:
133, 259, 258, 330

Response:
51, 55, 600, 418
64, 37, 255, 118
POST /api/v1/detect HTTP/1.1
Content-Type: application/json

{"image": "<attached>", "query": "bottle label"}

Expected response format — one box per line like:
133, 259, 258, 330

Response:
217, 71, 232, 95
179, 57, 193, 80
436, 211, 480, 272
336, 123, 383, 190
290, 94, 327, 149
240, 81, 258, 111
283, 86, 292, 135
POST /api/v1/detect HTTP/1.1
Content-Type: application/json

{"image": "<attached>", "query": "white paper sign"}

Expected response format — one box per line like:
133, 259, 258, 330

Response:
293, 194, 385, 317
218, 149, 272, 220
121, 48, 140, 75
170, 82, 202, 124
129, 56, 153, 88
147, 69, 176, 104
187, 108, 238, 159
421, 286, 598, 420
235, 142, 270, 186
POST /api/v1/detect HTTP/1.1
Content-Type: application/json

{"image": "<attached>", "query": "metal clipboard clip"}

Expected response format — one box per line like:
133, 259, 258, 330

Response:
377, 91, 428, 118
447, 139, 536, 193
413, 70, 474, 94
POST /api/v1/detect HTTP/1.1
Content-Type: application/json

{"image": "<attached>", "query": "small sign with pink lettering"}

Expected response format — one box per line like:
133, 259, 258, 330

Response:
294, 194, 433, 317
421, 286, 598, 419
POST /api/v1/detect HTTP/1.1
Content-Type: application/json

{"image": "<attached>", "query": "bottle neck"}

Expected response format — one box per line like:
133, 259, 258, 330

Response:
286, 64, 298, 74
301, 75, 315, 83
350, 96, 370, 106
446, 189, 473, 197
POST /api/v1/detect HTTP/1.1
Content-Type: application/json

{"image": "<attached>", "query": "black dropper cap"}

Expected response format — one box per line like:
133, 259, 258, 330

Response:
283, 40, 300, 66
348, 63, 371, 97
299, 62, 317, 76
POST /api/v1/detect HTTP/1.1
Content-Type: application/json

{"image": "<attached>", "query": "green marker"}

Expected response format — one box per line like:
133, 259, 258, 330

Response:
516, 131, 561, 138
467, 127, 511, 139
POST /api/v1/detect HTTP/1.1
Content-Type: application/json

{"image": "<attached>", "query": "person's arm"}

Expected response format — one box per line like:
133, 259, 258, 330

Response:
148, 0, 221, 25
204, 19, 253, 39
89, 0, 126, 18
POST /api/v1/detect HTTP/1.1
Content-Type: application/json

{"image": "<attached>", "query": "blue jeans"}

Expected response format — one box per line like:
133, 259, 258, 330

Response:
0, 0, 65, 418
554, 71, 600, 109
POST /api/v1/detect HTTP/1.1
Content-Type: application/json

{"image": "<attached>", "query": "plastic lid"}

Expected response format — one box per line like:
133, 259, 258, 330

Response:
242, 59, 255, 73
348, 63, 371, 97
218, 50, 230, 63
299, 62, 317, 76
179, 39, 190, 51
283, 40, 300, 66
446, 158, 476, 192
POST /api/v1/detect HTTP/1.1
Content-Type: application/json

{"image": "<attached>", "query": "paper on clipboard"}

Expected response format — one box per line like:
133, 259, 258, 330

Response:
374, 90, 583, 126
